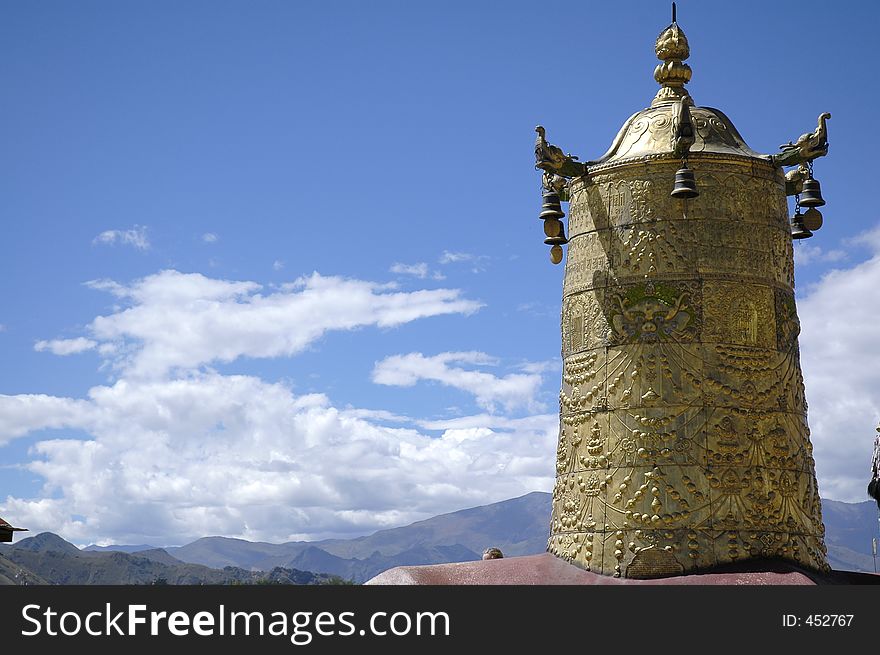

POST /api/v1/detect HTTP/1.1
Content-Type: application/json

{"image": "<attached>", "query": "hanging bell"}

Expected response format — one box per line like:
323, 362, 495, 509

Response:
671, 163, 699, 198
802, 207, 823, 231
799, 178, 825, 207
790, 208, 813, 239
544, 219, 568, 246
543, 218, 564, 238
539, 189, 565, 220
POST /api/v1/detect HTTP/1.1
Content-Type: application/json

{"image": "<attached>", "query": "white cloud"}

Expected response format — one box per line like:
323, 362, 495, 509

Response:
0, 374, 555, 544
418, 413, 557, 433
793, 242, 847, 267
202, 232, 218, 243
438, 250, 489, 273
42, 270, 482, 379
516, 301, 557, 318
273, 260, 285, 271
517, 360, 557, 375
0, 268, 547, 545
845, 225, 880, 250
34, 337, 97, 356
0, 394, 94, 445
390, 262, 429, 278
390, 262, 446, 280
439, 251, 472, 264
92, 226, 150, 251
372, 351, 545, 413
338, 407, 411, 423
798, 224, 880, 501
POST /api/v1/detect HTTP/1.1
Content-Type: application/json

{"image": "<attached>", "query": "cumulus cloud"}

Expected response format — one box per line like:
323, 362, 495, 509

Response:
0, 394, 94, 445
845, 226, 880, 251
43, 270, 482, 378
273, 260, 285, 271
797, 228, 880, 502
793, 242, 847, 267
92, 226, 150, 250
0, 269, 544, 544
202, 232, 218, 243
372, 351, 545, 413
0, 374, 555, 544
390, 262, 429, 278
34, 337, 97, 356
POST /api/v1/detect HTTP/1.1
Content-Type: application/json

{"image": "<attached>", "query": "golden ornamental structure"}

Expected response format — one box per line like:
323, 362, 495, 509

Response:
536, 7, 830, 578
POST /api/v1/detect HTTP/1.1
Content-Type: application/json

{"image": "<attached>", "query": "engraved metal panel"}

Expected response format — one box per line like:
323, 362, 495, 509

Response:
550, 156, 827, 576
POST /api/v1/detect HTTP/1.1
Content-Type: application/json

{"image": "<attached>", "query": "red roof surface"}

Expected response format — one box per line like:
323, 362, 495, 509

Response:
0, 516, 25, 531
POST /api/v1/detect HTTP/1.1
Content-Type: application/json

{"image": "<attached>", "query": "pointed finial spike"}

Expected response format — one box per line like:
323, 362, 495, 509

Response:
652, 4, 692, 106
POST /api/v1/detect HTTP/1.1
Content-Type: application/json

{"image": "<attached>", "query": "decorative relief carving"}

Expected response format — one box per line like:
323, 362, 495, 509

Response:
770, 227, 795, 288
562, 232, 611, 295
702, 281, 775, 348
625, 545, 684, 579
562, 293, 609, 354
693, 222, 785, 282
551, 159, 827, 575
604, 344, 703, 410
686, 171, 787, 225
775, 288, 800, 351
608, 179, 657, 226
610, 221, 695, 279
705, 468, 825, 539
609, 281, 700, 344
568, 183, 610, 236
705, 410, 812, 472
608, 406, 707, 469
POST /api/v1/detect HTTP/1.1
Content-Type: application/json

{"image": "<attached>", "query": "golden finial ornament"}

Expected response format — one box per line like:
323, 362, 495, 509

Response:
652, 2, 693, 106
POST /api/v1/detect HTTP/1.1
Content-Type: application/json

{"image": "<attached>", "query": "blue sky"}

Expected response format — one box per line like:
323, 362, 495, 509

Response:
1, 0, 879, 546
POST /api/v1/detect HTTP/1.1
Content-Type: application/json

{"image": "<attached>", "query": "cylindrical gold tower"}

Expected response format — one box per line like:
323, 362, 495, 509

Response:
545, 19, 828, 577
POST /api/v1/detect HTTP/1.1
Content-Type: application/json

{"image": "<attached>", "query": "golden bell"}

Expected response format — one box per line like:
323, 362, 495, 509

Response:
670, 163, 699, 198
799, 178, 825, 207
539, 189, 566, 220
544, 220, 568, 246
543, 218, 564, 238
790, 209, 813, 239
802, 207, 823, 231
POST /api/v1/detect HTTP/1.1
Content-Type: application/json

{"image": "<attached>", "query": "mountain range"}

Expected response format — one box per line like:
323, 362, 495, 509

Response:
2, 493, 877, 584
0, 532, 348, 585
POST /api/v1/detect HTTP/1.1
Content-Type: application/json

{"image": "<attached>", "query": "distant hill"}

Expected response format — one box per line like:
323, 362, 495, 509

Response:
0, 551, 48, 585
821, 499, 879, 573
166, 491, 550, 582
165, 493, 879, 582
4, 493, 875, 584
0, 535, 349, 585
12, 532, 80, 555
84, 543, 156, 554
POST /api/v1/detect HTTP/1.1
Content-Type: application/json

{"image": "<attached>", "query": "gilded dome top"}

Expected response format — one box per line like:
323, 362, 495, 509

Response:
590, 10, 768, 167
591, 104, 767, 166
